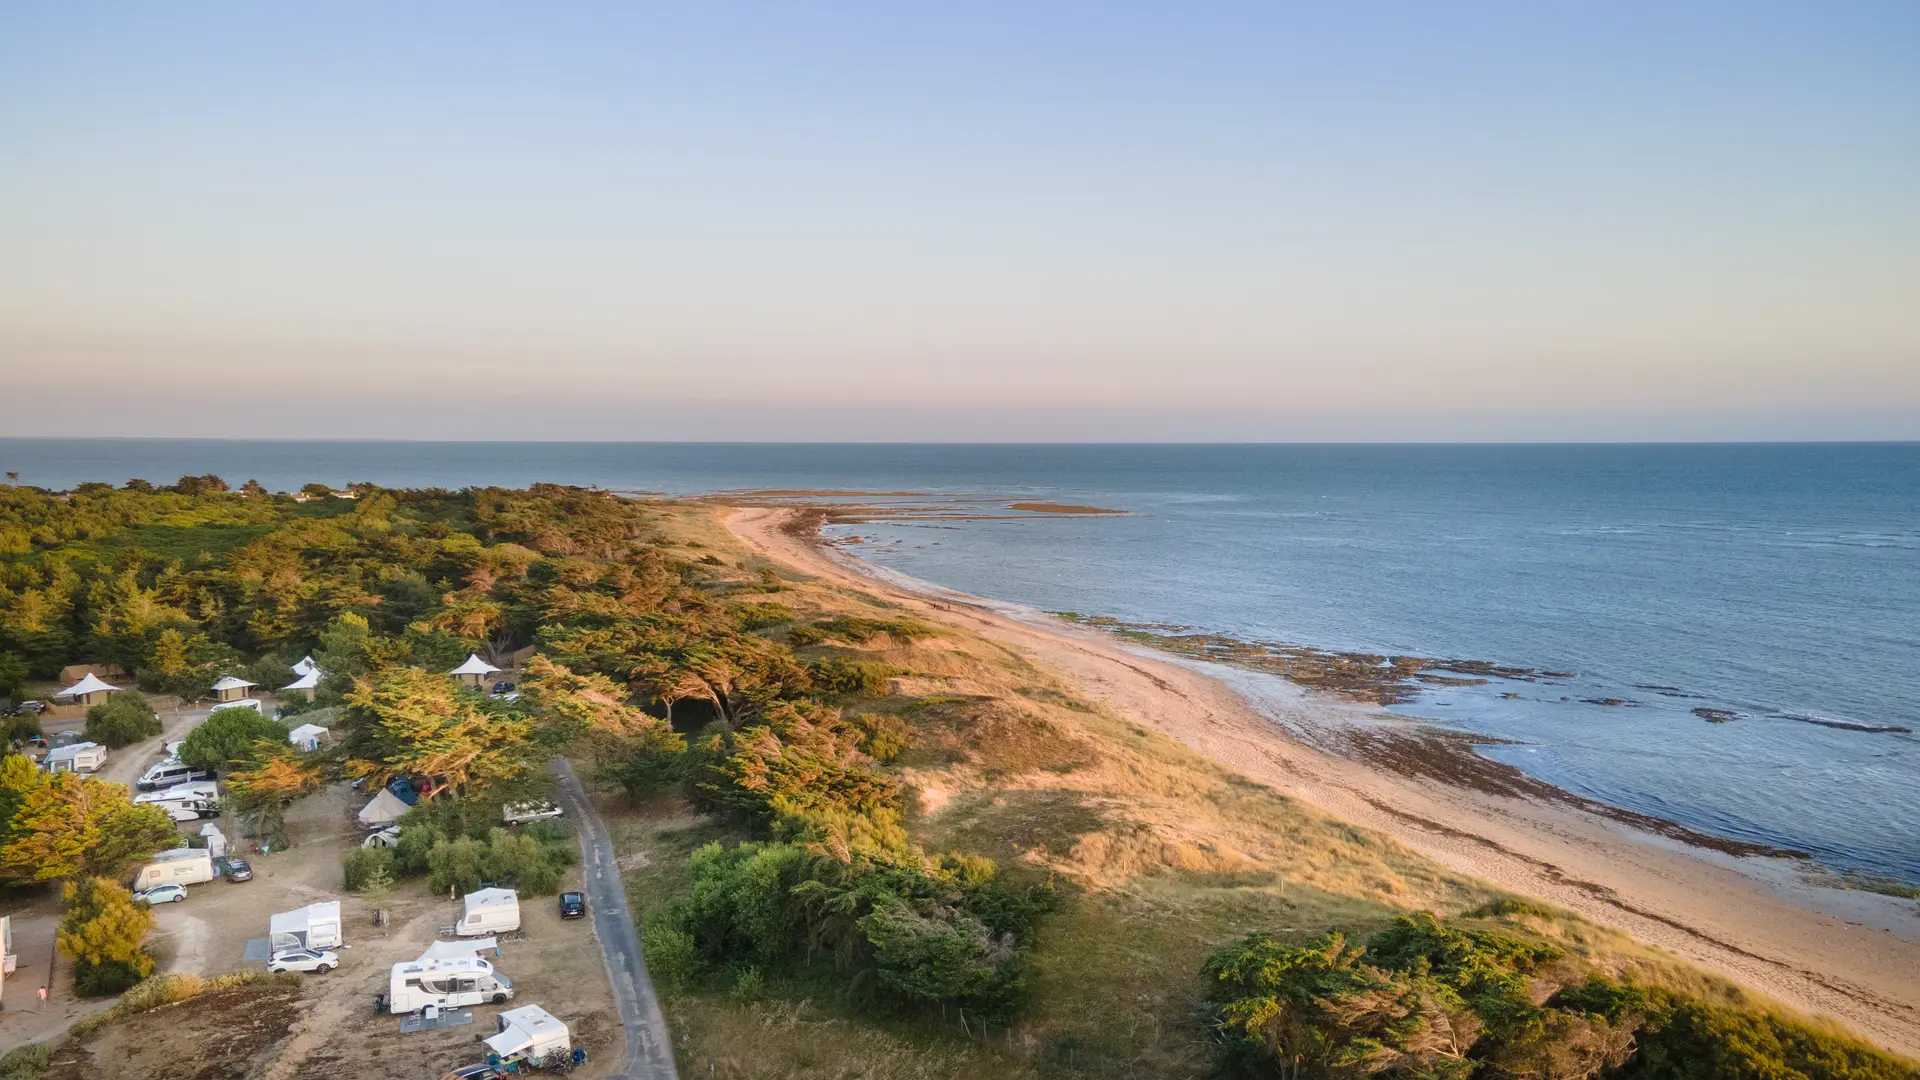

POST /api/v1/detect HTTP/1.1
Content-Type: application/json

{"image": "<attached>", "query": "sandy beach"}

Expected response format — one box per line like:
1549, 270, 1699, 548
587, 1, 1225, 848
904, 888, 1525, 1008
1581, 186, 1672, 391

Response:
724, 504, 1920, 1059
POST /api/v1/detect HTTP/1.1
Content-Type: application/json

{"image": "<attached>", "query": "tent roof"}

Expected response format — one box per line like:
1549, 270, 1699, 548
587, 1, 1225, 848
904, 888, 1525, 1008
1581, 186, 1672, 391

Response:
45, 742, 101, 761
418, 938, 496, 962
356, 788, 412, 826
450, 653, 500, 676
283, 670, 320, 690
291, 656, 317, 676
210, 675, 256, 692
464, 887, 518, 912
288, 723, 328, 739
58, 672, 119, 697
269, 901, 340, 935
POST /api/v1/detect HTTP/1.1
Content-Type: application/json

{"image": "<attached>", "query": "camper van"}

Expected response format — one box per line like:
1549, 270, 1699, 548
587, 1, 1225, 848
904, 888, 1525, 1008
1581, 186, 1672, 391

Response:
159, 799, 222, 822
132, 848, 216, 891
134, 780, 220, 805
137, 760, 218, 790
42, 741, 107, 773
455, 888, 521, 936
384, 956, 515, 1013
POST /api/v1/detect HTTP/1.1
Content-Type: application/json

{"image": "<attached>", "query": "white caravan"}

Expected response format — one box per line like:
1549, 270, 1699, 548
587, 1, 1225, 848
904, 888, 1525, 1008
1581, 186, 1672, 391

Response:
42, 742, 107, 773
385, 955, 515, 1013
456, 888, 520, 936
269, 901, 343, 954
485, 1005, 571, 1068
132, 848, 215, 891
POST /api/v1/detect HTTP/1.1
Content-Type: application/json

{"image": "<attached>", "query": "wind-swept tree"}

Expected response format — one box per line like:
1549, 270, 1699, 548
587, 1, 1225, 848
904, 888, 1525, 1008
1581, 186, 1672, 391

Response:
59, 877, 157, 996
225, 743, 326, 849
0, 773, 177, 883
343, 667, 534, 798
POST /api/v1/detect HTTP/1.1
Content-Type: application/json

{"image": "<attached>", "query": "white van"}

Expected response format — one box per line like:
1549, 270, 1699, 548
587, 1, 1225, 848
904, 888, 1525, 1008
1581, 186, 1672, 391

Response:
133, 848, 215, 891
385, 956, 514, 1013
137, 760, 217, 790
456, 888, 521, 936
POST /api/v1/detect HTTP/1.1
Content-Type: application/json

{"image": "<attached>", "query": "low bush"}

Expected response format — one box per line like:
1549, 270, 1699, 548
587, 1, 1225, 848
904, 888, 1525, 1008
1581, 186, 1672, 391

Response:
654, 840, 1050, 1023
84, 692, 161, 748
1204, 912, 1916, 1080
0, 1043, 52, 1080
810, 658, 898, 697
734, 602, 795, 631
342, 846, 396, 891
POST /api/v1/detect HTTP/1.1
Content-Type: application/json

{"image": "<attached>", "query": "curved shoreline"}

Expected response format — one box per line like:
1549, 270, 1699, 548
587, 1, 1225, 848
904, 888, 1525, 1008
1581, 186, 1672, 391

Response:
721, 503, 1920, 1059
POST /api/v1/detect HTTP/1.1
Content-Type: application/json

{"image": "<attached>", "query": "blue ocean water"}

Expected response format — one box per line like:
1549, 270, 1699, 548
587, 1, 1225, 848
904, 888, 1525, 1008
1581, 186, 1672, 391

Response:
2, 440, 1915, 878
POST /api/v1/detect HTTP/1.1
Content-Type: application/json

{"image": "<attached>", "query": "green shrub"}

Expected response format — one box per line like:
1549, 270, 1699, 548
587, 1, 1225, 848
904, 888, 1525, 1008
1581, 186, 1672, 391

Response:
84, 692, 161, 748
342, 846, 396, 891
0, 1042, 53, 1080
811, 617, 937, 644
392, 822, 446, 876
642, 920, 700, 992
734, 602, 795, 632
785, 625, 827, 646
809, 658, 897, 697
177, 706, 286, 768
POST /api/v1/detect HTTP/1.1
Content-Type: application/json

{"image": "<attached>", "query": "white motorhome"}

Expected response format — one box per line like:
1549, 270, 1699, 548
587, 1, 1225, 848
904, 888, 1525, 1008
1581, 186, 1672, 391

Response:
42, 742, 107, 773
270, 901, 343, 954
385, 955, 515, 1013
133, 848, 215, 890
134, 781, 220, 805
456, 888, 521, 936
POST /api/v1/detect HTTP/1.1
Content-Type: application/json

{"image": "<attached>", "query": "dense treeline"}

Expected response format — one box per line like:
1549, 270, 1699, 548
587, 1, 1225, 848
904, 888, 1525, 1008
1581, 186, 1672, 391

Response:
0, 479, 1048, 1019
1204, 909, 1914, 1079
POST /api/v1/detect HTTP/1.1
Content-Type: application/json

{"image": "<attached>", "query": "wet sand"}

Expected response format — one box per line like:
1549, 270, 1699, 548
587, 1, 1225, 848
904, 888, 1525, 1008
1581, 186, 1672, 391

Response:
723, 504, 1920, 1058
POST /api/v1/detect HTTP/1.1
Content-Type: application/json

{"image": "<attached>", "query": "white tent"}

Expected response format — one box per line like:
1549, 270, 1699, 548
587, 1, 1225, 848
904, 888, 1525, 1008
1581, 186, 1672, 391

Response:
288, 723, 328, 751
283, 669, 320, 692
57, 672, 119, 699
485, 1004, 569, 1062
357, 788, 412, 827
450, 653, 500, 678
418, 937, 498, 963
200, 822, 228, 859
291, 655, 318, 677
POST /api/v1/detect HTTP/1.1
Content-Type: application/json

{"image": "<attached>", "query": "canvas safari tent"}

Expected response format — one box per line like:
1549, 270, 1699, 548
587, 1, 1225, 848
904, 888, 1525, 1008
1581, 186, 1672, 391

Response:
57, 672, 119, 707
282, 668, 320, 700
450, 653, 500, 687
357, 787, 412, 828
485, 1005, 570, 1067
269, 901, 342, 953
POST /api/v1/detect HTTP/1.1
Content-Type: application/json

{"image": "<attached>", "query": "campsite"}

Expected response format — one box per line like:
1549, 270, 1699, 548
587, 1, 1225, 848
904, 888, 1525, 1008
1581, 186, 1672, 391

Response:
27, 779, 620, 1079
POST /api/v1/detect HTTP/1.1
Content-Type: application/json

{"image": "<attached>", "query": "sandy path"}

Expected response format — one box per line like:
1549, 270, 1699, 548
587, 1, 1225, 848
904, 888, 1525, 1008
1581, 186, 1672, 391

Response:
724, 505, 1920, 1058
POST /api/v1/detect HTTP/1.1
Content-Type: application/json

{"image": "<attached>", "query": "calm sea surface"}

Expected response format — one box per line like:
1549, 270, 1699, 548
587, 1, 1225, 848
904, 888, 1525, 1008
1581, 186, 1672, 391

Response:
3, 440, 1916, 879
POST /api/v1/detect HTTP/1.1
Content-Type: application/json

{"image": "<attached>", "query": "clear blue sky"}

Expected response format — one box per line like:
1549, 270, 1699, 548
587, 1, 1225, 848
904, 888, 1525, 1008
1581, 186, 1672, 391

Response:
2, 2, 1916, 440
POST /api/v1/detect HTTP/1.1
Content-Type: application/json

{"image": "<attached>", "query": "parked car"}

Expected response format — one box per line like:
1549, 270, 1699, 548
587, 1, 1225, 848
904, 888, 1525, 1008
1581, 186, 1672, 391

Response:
267, 948, 339, 974
490, 681, 516, 695
10, 701, 44, 715
502, 801, 563, 825
226, 860, 253, 882
436, 1065, 499, 1080
558, 892, 586, 919
133, 883, 187, 905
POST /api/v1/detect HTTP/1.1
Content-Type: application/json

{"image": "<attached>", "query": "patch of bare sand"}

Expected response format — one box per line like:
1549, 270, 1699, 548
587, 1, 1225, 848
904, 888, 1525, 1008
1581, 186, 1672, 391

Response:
722, 504, 1920, 1059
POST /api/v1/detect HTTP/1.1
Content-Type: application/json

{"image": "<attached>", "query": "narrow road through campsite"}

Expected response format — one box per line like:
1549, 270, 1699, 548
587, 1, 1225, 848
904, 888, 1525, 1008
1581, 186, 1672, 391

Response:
552, 756, 680, 1080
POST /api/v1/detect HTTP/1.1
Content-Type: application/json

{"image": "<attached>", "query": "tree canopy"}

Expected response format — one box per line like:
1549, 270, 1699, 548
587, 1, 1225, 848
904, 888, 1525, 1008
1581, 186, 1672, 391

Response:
0, 773, 177, 883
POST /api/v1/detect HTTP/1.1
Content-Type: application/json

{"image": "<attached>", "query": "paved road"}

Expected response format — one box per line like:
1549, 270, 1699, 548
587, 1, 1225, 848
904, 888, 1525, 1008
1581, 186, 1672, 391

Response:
552, 756, 679, 1080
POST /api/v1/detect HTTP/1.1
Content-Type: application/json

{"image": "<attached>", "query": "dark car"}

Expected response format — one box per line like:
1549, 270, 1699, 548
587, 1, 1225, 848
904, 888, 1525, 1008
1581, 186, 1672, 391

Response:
227, 860, 253, 882
559, 891, 586, 919
491, 680, 516, 695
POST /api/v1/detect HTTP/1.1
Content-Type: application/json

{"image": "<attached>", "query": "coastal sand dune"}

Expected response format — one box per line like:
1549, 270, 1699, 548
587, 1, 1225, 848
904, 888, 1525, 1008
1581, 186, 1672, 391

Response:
724, 505, 1920, 1059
